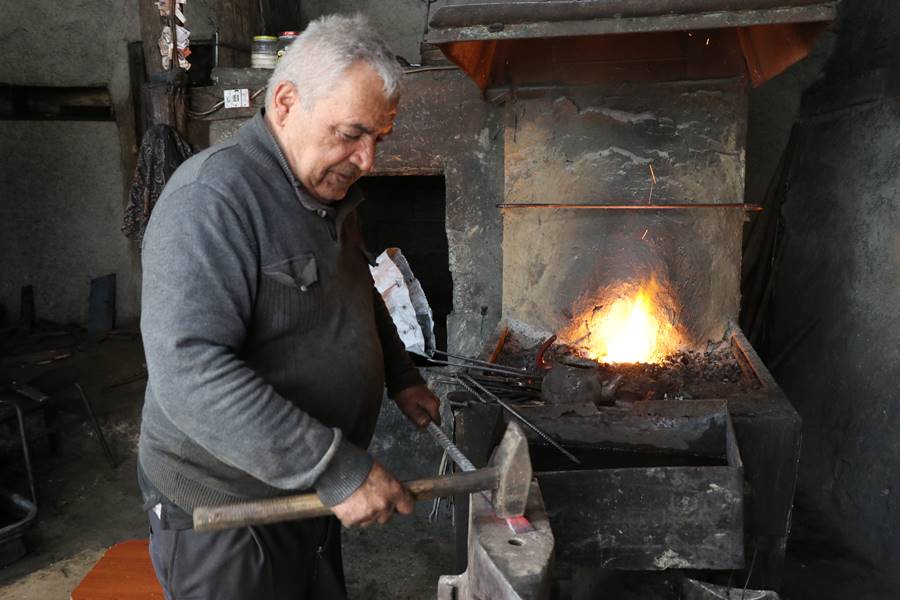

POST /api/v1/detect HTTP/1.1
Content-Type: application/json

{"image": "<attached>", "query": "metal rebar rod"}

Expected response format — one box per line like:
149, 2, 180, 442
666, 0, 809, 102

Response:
427, 422, 477, 472
496, 202, 763, 211
457, 375, 582, 465
432, 350, 531, 374
424, 357, 541, 379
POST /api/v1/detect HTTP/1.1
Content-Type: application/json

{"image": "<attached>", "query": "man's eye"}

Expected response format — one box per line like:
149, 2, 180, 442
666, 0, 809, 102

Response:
341, 131, 361, 141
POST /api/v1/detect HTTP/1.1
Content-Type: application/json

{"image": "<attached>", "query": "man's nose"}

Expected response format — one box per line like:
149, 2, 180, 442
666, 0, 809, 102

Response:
350, 137, 376, 174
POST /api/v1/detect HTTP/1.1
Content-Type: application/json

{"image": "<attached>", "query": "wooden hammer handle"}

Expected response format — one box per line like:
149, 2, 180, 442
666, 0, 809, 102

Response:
193, 467, 498, 532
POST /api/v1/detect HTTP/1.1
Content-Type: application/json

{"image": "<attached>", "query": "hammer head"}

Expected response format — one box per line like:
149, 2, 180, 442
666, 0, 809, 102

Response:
488, 422, 533, 518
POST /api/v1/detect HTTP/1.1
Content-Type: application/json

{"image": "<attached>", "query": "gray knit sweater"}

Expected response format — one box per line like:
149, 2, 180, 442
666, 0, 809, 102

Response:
137, 111, 424, 512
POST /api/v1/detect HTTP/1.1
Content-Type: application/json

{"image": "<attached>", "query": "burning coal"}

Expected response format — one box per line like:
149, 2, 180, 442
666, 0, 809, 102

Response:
561, 277, 682, 364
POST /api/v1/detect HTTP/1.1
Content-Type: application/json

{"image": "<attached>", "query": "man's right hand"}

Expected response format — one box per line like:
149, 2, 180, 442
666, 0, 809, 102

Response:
330, 461, 414, 528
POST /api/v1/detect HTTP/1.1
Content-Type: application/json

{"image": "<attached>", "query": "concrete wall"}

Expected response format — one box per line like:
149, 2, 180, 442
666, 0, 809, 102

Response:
764, 0, 900, 582
0, 122, 139, 325
0, 2, 141, 325
502, 80, 747, 347
744, 32, 833, 208
300, 0, 428, 63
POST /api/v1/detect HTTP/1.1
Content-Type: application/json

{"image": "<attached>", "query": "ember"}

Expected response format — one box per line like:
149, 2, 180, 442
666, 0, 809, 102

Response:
590, 345, 761, 403
561, 277, 682, 364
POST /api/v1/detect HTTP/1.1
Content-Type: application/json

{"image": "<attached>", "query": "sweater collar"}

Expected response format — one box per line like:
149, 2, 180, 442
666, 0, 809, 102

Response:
238, 110, 365, 221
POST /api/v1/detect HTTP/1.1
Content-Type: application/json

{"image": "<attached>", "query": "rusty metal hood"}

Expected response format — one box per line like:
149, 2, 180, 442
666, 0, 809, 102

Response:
426, 0, 835, 89
429, 0, 834, 38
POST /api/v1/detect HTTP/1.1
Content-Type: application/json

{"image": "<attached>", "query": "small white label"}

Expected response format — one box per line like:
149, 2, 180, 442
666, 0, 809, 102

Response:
223, 88, 250, 109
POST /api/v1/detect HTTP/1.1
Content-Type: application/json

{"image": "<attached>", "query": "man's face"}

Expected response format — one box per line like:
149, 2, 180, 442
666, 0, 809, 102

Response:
268, 61, 397, 202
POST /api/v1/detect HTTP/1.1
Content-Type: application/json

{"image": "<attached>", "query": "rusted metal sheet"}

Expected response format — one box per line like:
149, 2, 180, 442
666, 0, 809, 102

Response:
682, 577, 782, 599
737, 21, 831, 86
428, 1, 835, 42
535, 407, 744, 571
431, 0, 832, 28
540, 466, 744, 570
428, 1, 834, 89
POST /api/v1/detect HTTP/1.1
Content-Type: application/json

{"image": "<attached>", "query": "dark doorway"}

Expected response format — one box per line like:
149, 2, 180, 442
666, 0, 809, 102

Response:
356, 175, 452, 352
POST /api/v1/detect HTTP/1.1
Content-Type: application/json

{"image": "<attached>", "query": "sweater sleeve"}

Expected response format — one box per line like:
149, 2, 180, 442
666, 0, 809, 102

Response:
141, 183, 371, 506
372, 288, 426, 396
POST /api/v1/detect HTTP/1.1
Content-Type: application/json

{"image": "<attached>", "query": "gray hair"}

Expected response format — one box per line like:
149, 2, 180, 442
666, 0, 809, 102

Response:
265, 13, 403, 110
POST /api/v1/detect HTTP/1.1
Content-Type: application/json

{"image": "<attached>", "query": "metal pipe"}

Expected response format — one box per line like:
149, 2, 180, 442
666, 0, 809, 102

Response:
497, 203, 763, 211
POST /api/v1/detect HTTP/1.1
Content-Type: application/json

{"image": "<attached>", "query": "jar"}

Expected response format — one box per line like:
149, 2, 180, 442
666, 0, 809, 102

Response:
276, 31, 299, 62
251, 35, 278, 69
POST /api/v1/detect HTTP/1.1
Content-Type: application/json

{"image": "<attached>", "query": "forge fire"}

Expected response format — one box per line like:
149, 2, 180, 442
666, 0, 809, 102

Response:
561, 277, 683, 365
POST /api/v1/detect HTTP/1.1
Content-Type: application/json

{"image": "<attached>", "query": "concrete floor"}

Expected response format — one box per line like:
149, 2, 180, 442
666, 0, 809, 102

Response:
0, 335, 455, 599
0, 335, 896, 599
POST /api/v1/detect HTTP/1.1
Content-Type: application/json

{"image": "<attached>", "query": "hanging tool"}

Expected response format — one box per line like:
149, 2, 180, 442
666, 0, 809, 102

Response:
193, 423, 534, 533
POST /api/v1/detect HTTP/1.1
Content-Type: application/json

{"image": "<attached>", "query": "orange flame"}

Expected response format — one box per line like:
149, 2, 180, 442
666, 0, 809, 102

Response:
562, 278, 682, 364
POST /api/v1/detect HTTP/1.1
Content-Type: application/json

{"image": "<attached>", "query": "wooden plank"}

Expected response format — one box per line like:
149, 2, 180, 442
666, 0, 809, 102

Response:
138, 0, 164, 75
258, 0, 303, 34
71, 540, 163, 600
217, 0, 260, 67
538, 465, 744, 570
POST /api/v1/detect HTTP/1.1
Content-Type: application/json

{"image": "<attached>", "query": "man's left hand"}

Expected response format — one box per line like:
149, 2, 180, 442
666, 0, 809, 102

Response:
392, 384, 441, 429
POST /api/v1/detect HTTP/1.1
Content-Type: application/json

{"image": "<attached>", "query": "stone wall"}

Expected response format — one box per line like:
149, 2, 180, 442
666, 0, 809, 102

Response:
764, 0, 900, 583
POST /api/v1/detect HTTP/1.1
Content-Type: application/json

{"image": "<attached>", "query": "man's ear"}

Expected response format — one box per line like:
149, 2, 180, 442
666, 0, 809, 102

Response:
270, 81, 301, 125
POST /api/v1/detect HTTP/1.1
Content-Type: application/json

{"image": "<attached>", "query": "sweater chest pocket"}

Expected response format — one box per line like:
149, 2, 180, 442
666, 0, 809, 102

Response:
260, 254, 326, 333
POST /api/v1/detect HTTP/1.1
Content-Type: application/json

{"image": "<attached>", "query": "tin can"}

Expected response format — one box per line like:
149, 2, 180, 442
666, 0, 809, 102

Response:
276, 31, 299, 62
251, 35, 278, 69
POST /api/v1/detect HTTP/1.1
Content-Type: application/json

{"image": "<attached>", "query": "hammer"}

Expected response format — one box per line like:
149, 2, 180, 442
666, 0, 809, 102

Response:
192, 422, 533, 532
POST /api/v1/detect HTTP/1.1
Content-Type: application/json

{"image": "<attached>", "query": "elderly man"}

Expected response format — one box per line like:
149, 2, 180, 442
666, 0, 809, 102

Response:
137, 14, 440, 599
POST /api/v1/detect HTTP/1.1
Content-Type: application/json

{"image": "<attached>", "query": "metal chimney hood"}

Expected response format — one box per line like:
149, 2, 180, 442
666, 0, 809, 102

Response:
426, 0, 836, 89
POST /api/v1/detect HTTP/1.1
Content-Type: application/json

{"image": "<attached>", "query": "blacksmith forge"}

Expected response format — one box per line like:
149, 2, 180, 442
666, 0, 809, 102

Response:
413, 1, 829, 596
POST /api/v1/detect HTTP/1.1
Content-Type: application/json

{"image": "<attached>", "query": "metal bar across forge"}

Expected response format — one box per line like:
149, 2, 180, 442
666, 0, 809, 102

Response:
497, 203, 764, 211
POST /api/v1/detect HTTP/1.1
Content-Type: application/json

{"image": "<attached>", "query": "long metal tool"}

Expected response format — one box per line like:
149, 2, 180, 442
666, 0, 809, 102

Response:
432, 350, 532, 375
427, 422, 477, 472
194, 423, 534, 533
457, 374, 582, 465
426, 421, 534, 534
423, 357, 539, 379
194, 469, 501, 532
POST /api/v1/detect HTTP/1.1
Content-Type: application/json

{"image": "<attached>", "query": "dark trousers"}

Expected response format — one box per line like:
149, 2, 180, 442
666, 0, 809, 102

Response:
148, 506, 346, 600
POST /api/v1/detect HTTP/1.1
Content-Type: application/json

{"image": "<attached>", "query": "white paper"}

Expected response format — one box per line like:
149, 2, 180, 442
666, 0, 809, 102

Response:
224, 88, 250, 109
370, 248, 436, 356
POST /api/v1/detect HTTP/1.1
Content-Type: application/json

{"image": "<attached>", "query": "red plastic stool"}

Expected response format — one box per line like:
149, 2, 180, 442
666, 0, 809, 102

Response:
71, 540, 163, 599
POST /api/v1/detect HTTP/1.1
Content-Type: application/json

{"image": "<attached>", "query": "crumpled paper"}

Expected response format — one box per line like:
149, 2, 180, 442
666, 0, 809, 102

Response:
157, 0, 191, 70
370, 248, 436, 356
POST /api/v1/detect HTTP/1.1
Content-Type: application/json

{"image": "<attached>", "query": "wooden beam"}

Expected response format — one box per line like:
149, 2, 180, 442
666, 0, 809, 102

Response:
217, 0, 261, 67
138, 0, 164, 76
